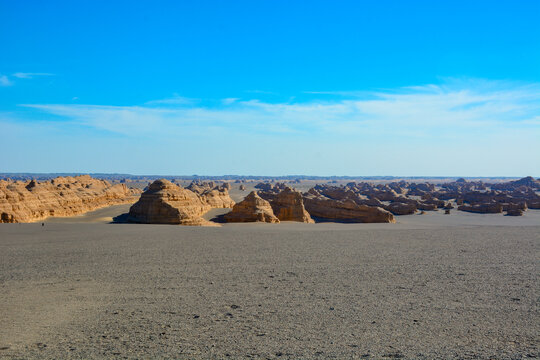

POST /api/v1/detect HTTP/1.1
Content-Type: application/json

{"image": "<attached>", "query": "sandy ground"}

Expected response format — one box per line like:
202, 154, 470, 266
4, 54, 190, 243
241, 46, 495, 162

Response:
1, 207, 539, 359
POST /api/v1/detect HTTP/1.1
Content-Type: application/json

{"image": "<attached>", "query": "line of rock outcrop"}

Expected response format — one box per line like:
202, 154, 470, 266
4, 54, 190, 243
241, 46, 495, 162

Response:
0, 175, 141, 223
226, 185, 394, 224
295, 176, 540, 217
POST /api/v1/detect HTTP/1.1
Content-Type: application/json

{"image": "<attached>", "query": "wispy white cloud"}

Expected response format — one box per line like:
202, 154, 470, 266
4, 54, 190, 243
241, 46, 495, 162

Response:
145, 94, 198, 106
0, 74, 13, 86
18, 78, 540, 142
4, 78, 540, 175
0, 72, 54, 86
244, 89, 277, 95
12, 72, 54, 79
221, 98, 240, 105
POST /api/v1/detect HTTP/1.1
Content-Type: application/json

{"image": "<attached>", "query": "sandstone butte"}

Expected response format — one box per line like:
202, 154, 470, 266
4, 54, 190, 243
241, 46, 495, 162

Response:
303, 192, 396, 223
186, 181, 236, 208
0, 175, 141, 223
265, 187, 314, 223
127, 179, 235, 226
224, 191, 280, 223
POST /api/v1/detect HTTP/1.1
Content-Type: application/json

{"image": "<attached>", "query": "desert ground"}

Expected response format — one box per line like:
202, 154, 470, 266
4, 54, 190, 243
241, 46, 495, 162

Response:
1, 202, 539, 359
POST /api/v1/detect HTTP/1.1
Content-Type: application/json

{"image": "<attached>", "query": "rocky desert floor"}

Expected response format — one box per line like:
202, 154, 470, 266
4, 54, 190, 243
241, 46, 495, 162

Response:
1, 207, 539, 359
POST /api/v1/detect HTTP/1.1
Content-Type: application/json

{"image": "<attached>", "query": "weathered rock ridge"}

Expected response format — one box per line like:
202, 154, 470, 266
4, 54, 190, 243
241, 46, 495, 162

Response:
186, 181, 236, 208
127, 179, 234, 226
256, 186, 314, 223
0, 175, 140, 223
224, 191, 280, 223
305, 176, 540, 217
303, 193, 395, 223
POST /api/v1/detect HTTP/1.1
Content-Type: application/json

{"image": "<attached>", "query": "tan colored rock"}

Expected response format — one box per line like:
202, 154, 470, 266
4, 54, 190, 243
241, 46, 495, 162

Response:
200, 187, 235, 208
186, 181, 235, 208
239, 184, 246, 191
0, 175, 140, 223
186, 181, 214, 194
303, 194, 395, 223
384, 202, 417, 215
127, 179, 216, 226
416, 202, 438, 211
270, 187, 314, 223
457, 203, 503, 214
254, 182, 274, 191
224, 191, 279, 223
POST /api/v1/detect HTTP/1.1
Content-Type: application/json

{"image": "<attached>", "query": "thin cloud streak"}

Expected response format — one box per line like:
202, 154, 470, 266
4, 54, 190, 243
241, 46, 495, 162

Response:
145, 94, 198, 106
0, 74, 12, 86
19, 79, 540, 141
12, 72, 55, 79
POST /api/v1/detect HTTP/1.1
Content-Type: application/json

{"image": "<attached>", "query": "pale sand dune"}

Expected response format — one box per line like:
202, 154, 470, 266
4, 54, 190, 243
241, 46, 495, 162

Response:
0, 218, 538, 359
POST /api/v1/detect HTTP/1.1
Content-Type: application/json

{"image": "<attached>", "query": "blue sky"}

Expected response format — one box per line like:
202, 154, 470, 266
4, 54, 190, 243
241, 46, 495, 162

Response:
1, 0, 539, 176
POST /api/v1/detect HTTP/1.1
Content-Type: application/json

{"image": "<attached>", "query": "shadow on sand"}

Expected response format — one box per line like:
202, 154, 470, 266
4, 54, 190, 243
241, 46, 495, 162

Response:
111, 213, 130, 224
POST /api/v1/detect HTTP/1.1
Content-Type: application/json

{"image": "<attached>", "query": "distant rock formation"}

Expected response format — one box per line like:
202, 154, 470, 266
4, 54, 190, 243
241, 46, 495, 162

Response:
303, 193, 395, 223
224, 191, 279, 223
268, 187, 314, 223
0, 175, 140, 223
200, 187, 236, 208
384, 202, 417, 215
254, 182, 274, 191
457, 203, 503, 214
186, 181, 235, 208
239, 184, 246, 191
491, 176, 540, 191
301, 176, 540, 218
506, 208, 524, 216
127, 179, 216, 226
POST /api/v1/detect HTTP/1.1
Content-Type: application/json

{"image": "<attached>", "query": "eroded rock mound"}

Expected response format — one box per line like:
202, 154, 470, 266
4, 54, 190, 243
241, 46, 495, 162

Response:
224, 191, 279, 223
269, 187, 314, 223
506, 208, 524, 216
186, 181, 235, 208
127, 179, 215, 226
384, 202, 417, 215
303, 193, 395, 223
0, 175, 140, 223
457, 203, 503, 214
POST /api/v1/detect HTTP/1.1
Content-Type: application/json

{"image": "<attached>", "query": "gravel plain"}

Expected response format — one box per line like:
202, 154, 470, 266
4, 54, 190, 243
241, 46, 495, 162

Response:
0, 209, 539, 359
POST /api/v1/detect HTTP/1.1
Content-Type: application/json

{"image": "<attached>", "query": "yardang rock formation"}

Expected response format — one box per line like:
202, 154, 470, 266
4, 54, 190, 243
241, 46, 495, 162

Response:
224, 191, 280, 223
268, 187, 314, 223
127, 179, 235, 226
0, 175, 140, 223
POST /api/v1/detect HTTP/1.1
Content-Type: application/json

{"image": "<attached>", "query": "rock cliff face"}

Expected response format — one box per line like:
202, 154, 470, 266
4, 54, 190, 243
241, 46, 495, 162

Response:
224, 191, 279, 223
269, 187, 314, 223
303, 193, 395, 223
0, 175, 140, 223
127, 179, 216, 226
